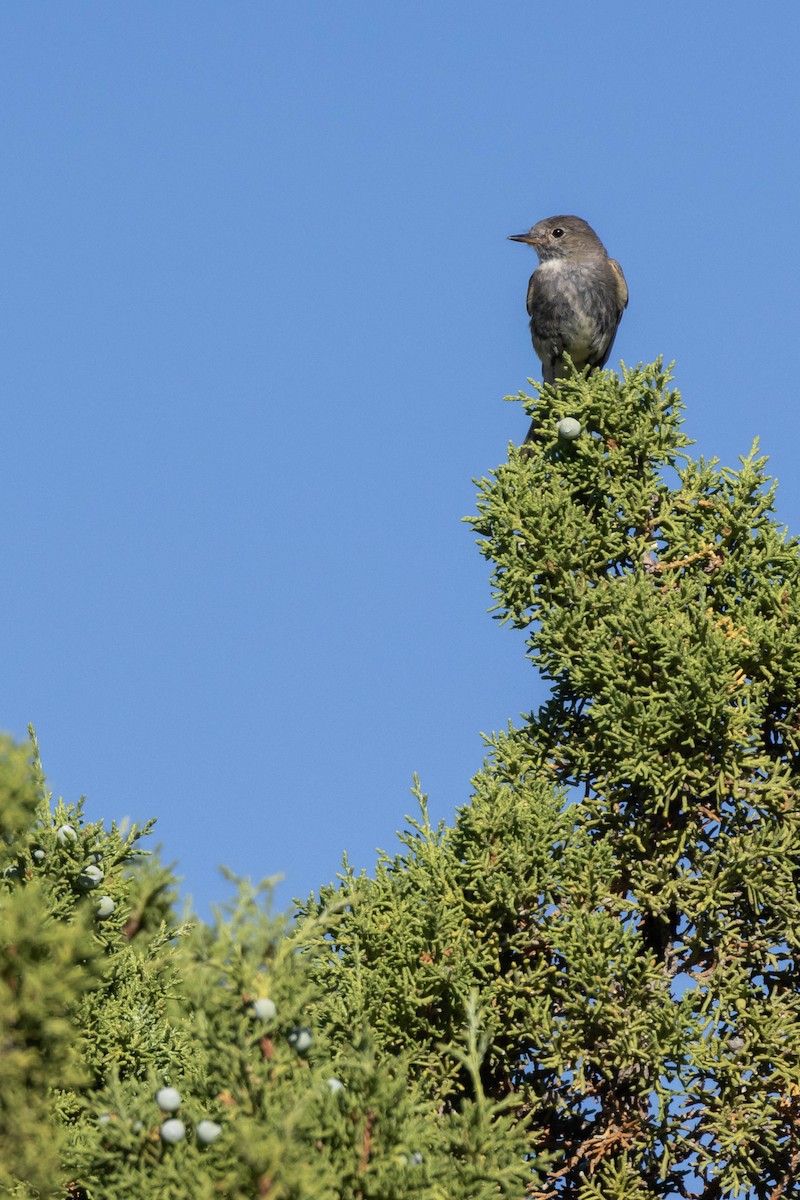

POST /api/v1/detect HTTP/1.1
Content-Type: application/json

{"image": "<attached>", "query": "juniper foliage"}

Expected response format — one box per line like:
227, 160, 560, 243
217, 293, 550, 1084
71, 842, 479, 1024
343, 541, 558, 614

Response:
2, 738, 528, 1198
4, 361, 800, 1199
304, 362, 800, 1199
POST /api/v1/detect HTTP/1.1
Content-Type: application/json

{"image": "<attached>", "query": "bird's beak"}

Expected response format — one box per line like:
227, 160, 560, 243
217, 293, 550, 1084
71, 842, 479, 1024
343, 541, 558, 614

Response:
507, 232, 538, 245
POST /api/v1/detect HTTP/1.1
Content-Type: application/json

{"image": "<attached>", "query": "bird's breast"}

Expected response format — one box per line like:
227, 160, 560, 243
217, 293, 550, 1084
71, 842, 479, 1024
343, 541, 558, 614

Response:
529, 261, 616, 366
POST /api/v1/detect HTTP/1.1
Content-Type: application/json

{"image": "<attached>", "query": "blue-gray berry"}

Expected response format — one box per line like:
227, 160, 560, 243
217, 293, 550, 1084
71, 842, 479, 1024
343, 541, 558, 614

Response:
156, 1087, 181, 1112
196, 1120, 222, 1145
160, 1118, 186, 1144
250, 997, 277, 1021
77, 864, 104, 891
556, 417, 582, 440
288, 1027, 312, 1053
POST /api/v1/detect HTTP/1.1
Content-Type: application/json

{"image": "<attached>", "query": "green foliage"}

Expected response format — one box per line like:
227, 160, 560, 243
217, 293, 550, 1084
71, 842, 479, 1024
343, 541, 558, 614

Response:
5, 360, 800, 1198
303, 362, 800, 1198
0, 738, 98, 1195
2, 758, 503, 1198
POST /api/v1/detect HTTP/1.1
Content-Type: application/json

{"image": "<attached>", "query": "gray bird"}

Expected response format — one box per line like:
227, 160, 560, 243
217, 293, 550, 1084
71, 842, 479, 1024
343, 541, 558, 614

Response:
508, 215, 628, 442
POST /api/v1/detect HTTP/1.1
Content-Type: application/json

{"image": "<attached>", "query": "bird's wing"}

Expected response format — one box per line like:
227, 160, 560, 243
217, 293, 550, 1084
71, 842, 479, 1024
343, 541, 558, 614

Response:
525, 272, 537, 318
608, 258, 629, 314
594, 259, 629, 371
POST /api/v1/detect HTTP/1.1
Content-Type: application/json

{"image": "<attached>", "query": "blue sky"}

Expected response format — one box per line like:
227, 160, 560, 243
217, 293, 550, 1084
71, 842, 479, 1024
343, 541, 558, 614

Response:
1, 4, 797, 916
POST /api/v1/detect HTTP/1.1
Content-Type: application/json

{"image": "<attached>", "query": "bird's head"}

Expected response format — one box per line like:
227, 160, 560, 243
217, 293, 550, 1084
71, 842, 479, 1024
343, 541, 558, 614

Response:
507, 215, 605, 263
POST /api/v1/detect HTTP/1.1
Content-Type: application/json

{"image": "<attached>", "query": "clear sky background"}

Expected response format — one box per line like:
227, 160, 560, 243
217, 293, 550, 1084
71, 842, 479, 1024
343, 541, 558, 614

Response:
1, 3, 798, 916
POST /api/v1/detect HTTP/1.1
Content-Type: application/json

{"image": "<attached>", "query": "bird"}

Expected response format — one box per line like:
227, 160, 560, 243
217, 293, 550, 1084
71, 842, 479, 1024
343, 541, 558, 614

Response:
508, 215, 628, 442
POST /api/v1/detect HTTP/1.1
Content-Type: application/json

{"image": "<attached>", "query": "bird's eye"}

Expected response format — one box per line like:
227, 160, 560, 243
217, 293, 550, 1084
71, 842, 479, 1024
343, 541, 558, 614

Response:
552, 228, 564, 238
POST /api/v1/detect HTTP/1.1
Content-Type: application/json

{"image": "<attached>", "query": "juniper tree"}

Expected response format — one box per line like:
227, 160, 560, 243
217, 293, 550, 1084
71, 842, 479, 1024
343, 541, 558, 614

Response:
2, 737, 533, 1198
305, 361, 800, 1200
